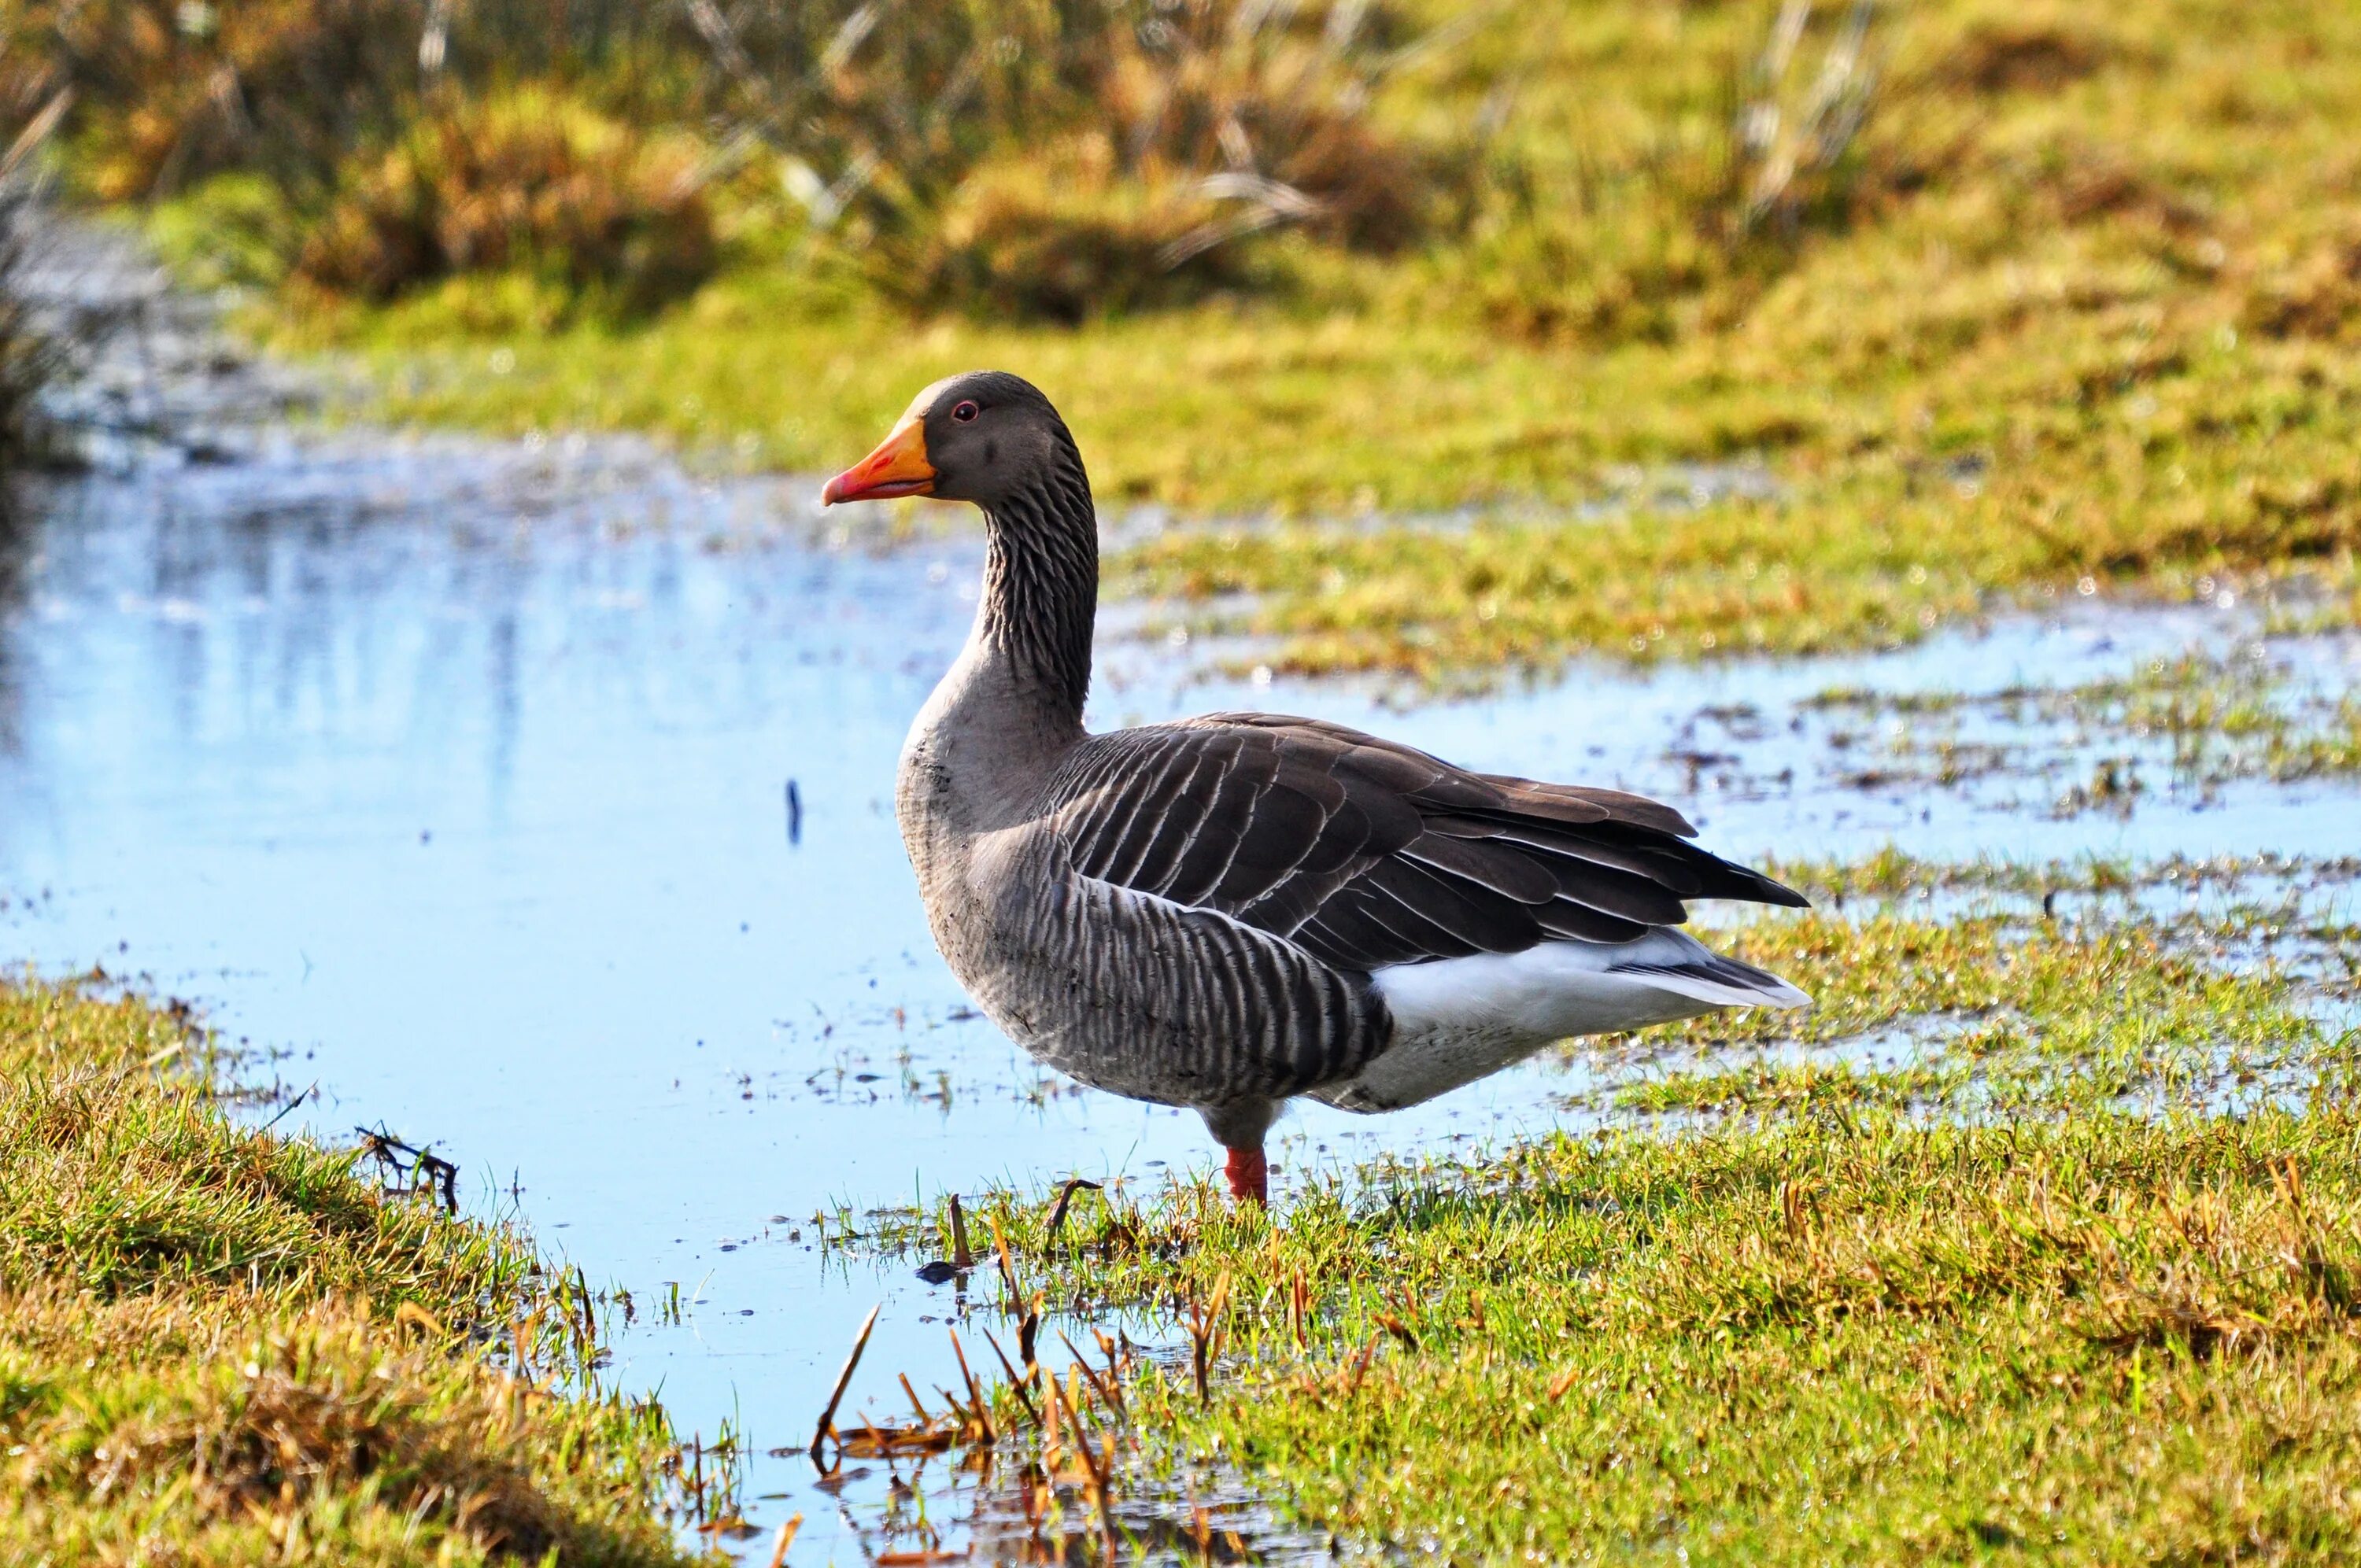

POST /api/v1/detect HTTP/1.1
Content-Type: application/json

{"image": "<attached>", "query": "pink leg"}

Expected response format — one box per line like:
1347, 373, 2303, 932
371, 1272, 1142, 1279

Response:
1224, 1146, 1269, 1207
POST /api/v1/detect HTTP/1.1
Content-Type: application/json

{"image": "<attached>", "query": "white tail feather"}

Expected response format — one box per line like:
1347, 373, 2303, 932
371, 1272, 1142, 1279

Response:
1316, 929, 1809, 1112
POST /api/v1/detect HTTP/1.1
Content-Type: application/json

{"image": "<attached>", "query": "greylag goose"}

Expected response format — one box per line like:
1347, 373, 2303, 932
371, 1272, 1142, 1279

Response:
822, 371, 1809, 1205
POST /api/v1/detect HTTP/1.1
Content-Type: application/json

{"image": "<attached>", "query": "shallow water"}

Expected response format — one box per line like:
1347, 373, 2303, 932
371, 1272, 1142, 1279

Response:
6, 432, 2360, 1561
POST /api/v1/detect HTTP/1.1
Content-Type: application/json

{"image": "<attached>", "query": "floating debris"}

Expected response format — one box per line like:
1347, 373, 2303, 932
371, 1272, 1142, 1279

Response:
351, 1124, 459, 1212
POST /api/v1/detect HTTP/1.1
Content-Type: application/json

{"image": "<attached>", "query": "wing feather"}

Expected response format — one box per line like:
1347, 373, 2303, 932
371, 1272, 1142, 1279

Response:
1536, 898, 1652, 944
1043, 713, 1804, 976
1158, 737, 1277, 906
1087, 733, 1207, 889
1399, 832, 1561, 904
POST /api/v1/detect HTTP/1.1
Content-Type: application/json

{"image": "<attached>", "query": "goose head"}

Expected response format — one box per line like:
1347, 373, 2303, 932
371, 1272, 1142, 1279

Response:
820, 370, 1074, 511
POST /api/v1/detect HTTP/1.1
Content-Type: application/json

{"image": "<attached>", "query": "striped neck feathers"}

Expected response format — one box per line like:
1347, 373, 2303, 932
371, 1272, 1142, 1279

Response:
977, 432, 1098, 724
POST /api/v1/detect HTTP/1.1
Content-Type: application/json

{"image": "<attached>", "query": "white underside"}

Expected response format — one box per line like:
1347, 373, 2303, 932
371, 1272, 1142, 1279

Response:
1317, 928, 1809, 1112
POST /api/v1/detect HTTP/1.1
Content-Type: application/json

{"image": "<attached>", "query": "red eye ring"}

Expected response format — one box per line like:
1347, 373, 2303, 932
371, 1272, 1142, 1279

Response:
951, 400, 980, 422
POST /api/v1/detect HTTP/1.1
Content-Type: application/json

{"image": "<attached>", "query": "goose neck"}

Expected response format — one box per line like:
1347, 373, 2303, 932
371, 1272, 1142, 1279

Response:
974, 467, 1098, 729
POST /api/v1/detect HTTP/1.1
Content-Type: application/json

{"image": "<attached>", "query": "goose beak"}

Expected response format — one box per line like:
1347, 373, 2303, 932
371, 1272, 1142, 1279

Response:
820, 415, 936, 504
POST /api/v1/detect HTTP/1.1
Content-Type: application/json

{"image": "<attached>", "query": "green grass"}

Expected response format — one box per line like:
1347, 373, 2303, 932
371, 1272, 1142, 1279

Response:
845, 865, 2361, 1562
214, 0, 2361, 680
0, 976, 711, 1565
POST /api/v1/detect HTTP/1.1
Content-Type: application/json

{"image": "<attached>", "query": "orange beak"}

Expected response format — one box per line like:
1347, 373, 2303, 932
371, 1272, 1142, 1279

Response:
820, 414, 936, 505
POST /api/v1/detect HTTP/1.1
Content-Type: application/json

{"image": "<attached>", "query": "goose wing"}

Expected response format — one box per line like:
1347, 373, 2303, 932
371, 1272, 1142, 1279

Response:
1041, 712, 1805, 972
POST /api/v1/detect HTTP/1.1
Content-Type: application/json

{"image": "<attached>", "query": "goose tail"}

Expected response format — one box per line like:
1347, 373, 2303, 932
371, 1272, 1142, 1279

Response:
1603, 940, 1811, 1011
1316, 929, 1810, 1112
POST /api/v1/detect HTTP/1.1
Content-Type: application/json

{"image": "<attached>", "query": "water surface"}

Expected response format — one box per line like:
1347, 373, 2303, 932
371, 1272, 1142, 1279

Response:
6, 432, 2359, 1560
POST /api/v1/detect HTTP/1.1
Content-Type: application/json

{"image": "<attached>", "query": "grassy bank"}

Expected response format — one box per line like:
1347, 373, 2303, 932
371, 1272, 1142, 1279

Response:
199, 0, 2361, 681
855, 861, 2361, 1561
0, 976, 706, 1564
17, 2, 2361, 675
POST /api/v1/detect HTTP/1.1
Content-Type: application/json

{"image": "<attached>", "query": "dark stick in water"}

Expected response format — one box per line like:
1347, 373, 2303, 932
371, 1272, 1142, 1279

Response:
810, 1301, 881, 1470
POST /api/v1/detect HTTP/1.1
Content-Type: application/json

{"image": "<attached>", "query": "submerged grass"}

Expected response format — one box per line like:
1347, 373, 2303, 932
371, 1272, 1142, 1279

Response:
1801, 644, 2361, 806
0, 976, 708, 1565
850, 864, 2361, 1561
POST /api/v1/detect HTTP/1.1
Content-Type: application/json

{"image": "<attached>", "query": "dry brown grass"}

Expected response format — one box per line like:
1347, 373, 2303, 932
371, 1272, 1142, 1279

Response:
899, 139, 1252, 324
11, 0, 1441, 316
1912, 16, 2127, 95
767, 0, 1439, 319
6, 1286, 572, 1559
294, 89, 715, 313
2246, 227, 2361, 345
0, 0, 423, 201
0, 87, 65, 480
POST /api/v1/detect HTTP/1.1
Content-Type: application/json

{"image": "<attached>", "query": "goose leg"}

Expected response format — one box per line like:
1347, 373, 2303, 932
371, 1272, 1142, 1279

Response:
1198, 1098, 1277, 1208
1222, 1146, 1269, 1205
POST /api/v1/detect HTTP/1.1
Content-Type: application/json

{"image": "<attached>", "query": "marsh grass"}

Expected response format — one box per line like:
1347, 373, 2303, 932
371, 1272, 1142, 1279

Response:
844, 863, 2361, 1561
19, 0, 1435, 322
0, 976, 709, 1564
696, 0, 1434, 321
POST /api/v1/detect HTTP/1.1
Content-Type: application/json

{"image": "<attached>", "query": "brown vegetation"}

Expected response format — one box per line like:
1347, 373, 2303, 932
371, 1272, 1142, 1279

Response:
294, 90, 715, 311
1, 0, 423, 201
2, 0, 1440, 319
0, 87, 65, 478
1917, 17, 2123, 95
719, 0, 1435, 319
2246, 227, 2361, 344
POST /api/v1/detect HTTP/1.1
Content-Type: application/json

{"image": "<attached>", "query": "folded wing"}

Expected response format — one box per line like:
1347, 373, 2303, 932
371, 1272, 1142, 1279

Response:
1042, 711, 1804, 973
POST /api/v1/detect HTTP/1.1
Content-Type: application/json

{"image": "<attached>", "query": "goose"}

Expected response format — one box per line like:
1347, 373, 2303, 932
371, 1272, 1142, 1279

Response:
822, 371, 1810, 1205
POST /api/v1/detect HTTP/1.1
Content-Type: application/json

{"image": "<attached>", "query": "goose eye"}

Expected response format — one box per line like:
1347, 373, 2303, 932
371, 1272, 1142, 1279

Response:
951, 400, 980, 423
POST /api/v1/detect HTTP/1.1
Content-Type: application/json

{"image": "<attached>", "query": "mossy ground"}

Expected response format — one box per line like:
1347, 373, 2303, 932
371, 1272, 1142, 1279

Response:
844, 859, 2361, 1562
224, 0, 2361, 680
0, 977, 710, 1565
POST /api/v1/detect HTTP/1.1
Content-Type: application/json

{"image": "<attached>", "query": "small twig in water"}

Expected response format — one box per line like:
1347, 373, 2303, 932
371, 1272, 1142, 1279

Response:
1018, 1293, 1043, 1372
811, 1303, 881, 1470
1044, 1363, 1121, 1554
948, 1328, 996, 1442
764, 1513, 803, 1568
259, 1079, 317, 1133
989, 1212, 1022, 1303
1060, 1330, 1125, 1420
1045, 1176, 1103, 1244
980, 1327, 1040, 1428
949, 1192, 974, 1268
899, 1372, 933, 1426
352, 1124, 460, 1212
1184, 1273, 1234, 1402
